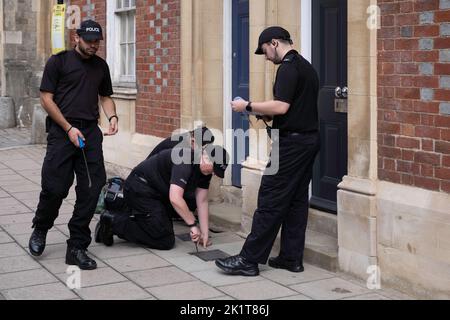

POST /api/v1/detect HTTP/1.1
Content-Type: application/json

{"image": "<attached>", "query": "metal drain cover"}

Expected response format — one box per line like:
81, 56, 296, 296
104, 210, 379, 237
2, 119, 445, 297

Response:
190, 250, 230, 262
176, 233, 192, 241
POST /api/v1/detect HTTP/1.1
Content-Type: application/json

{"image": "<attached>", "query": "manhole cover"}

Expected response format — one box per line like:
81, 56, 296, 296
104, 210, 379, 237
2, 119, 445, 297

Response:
190, 250, 230, 262
176, 233, 192, 241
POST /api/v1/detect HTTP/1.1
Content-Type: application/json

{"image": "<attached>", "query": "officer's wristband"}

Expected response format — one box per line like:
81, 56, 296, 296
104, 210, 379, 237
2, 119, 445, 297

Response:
109, 115, 119, 123
187, 222, 197, 228
66, 126, 74, 135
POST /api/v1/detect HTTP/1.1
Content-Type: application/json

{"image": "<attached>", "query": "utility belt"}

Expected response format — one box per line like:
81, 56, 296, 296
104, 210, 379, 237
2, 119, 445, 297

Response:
278, 130, 318, 137
45, 117, 98, 132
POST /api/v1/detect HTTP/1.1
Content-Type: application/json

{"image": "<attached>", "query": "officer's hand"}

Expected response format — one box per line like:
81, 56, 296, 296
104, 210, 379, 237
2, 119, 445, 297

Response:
230, 99, 247, 113
199, 235, 212, 248
104, 117, 119, 136
68, 127, 85, 148
190, 226, 201, 243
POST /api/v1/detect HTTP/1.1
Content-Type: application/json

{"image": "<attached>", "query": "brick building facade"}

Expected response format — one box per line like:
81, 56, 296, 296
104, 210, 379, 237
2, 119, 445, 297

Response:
378, 0, 450, 193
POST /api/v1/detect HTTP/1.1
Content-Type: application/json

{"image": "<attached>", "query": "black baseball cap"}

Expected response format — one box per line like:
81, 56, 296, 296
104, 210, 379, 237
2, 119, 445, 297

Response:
191, 126, 215, 146
76, 20, 104, 41
205, 145, 229, 179
255, 26, 292, 55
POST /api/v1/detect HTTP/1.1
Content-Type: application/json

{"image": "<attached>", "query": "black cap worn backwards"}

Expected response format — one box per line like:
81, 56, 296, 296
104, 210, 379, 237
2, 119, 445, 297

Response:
204, 145, 229, 179
255, 26, 293, 55
191, 126, 215, 147
76, 19, 104, 41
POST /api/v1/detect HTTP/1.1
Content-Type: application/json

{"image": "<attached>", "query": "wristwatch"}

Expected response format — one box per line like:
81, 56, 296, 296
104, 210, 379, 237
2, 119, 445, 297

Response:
246, 101, 253, 112
187, 222, 197, 228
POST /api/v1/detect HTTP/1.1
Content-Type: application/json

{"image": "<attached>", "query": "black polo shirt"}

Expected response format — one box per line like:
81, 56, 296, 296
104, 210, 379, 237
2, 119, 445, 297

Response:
40, 50, 114, 121
272, 50, 319, 133
134, 148, 212, 201
146, 132, 191, 160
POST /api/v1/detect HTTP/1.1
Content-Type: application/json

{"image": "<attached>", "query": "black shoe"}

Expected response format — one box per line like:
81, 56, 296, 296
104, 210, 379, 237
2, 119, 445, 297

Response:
65, 248, 97, 270
28, 228, 48, 257
215, 255, 259, 276
95, 211, 114, 246
268, 256, 304, 273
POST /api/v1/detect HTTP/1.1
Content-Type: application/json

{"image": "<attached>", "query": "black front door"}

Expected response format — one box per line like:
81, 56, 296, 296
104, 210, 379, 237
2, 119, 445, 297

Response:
232, 0, 250, 187
311, 0, 348, 213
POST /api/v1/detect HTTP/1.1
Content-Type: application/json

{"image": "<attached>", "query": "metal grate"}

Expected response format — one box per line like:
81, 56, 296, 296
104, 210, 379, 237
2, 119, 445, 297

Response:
176, 233, 192, 242
190, 250, 230, 262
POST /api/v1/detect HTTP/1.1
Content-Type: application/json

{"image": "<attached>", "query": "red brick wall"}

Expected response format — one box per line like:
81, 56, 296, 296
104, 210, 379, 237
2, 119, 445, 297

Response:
378, 0, 450, 193
135, 0, 181, 137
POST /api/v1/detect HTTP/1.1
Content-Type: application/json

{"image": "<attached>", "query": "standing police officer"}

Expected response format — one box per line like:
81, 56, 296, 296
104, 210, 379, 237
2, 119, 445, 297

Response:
216, 26, 320, 276
28, 20, 118, 270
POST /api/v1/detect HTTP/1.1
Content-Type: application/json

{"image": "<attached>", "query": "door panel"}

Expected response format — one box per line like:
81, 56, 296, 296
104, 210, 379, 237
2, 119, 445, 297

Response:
232, 0, 249, 187
311, 0, 348, 213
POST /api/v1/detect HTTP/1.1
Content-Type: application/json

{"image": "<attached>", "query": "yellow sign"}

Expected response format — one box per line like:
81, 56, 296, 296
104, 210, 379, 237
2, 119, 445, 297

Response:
51, 4, 66, 55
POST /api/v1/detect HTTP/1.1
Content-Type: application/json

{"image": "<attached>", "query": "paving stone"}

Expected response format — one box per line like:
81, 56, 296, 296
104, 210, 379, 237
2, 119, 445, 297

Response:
210, 242, 245, 256
149, 240, 197, 259
0, 189, 9, 198
88, 243, 150, 259
0, 231, 13, 244
0, 269, 58, 290
2, 222, 34, 235
191, 268, 263, 287
147, 280, 223, 300
125, 266, 195, 288
0, 255, 41, 274
165, 255, 217, 273
34, 243, 67, 260
0, 242, 27, 258
290, 277, 370, 300
40, 257, 106, 274
219, 280, 298, 300
206, 295, 235, 300
0, 213, 34, 225
56, 267, 128, 289
274, 294, 312, 300
1, 159, 42, 171
2, 184, 41, 193
75, 282, 152, 300
104, 253, 170, 272
2, 282, 78, 300
261, 264, 335, 286
15, 230, 67, 247
343, 293, 391, 300
11, 191, 41, 201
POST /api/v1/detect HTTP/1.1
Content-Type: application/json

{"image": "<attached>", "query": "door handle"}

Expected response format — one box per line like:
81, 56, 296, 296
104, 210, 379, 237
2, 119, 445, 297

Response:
341, 86, 348, 99
335, 87, 342, 98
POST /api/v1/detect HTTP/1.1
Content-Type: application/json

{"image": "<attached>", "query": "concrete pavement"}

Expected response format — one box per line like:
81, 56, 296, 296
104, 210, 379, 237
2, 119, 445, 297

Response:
0, 129, 414, 300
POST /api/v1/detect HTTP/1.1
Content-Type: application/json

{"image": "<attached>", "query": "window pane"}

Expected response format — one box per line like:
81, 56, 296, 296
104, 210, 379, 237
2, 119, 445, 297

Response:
129, 12, 135, 43
123, 0, 130, 8
120, 14, 127, 43
116, 0, 122, 9
131, 0, 136, 8
128, 44, 135, 77
120, 44, 127, 76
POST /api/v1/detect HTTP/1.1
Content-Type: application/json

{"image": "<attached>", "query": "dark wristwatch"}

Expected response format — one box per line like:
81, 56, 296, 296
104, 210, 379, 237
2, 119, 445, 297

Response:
187, 222, 197, 228
246, 101, 253, 112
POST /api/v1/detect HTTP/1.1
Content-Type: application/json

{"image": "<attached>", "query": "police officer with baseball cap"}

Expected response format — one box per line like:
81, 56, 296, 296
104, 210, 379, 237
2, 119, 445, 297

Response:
28, 19, 118, 270
216, 26, 321, 276
95, 145, 229, 250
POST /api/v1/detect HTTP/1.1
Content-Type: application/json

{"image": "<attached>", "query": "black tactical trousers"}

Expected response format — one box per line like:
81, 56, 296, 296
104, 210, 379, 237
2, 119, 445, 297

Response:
112, 173, 175, 250
240, 131, 320, 264
32, 120, 106, 250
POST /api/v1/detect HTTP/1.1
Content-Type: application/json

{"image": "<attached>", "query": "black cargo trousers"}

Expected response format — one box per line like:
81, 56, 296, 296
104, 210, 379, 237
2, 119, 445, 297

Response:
111, 173, 175, 250
32, 119, 106, 250
240, 131, 321, 264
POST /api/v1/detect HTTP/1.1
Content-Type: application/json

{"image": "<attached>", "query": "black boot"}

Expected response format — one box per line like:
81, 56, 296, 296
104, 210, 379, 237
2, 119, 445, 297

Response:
29, 228, 48, 257
268, 256, 304, 273
94, 211, 114, 246
65, 248, 97, 270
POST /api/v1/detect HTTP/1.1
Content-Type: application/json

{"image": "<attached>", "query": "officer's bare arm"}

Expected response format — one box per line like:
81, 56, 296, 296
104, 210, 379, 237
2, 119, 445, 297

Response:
40, 91, 72, 133
169, 184, 197, 226
99, 96, 117, 120
195, 188, 209, 247
231, 98, 289, 116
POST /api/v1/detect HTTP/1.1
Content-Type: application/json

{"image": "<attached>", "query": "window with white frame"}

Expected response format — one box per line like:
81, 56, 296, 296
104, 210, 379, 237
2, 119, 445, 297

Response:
109, 0, 136, 84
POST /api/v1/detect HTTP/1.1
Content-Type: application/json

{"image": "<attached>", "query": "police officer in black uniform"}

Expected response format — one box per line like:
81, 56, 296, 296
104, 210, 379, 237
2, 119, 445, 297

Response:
95, 145, 229, 250
216, 26, 320, 276
28, 20, 118, 270
146, 126, 215, 219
